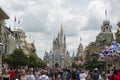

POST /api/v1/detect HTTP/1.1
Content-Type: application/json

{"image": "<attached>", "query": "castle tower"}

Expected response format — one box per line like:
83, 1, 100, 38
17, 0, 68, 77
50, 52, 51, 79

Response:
99, 19, 114, 45
51, 23, 67, 67
43, 22, 71, 68
101, 20, 112, 32
59, 23, 64, 46
90, 17, 114, 54
60, 22, 63, 37
76, 42, 84, 61
76, 43, 83, 56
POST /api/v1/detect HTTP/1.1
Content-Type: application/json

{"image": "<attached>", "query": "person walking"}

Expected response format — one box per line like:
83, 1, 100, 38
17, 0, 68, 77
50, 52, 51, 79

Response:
2, 71, 10, 80
62, 69, 68, 80
77, 69, 80, 80
79, 70, 87, 80
26, 72, 35, 80
9, 68, 15, 80
110, 70, 119, 80
39, 70, 49, 80
19, 73, 27, 80
93, 68, 99, 80
105, 70, 111, 80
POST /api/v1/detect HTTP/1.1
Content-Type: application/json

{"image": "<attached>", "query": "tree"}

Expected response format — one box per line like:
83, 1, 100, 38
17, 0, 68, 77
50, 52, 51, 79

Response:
36, 61, 47, 68
71, 62, 77, 68
27, 54, 37, 68
85, 54, 98, 70
5, 48, 28, 68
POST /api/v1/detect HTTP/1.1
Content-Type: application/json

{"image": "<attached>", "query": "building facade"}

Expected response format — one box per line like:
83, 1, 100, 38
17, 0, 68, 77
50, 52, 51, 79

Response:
5, 27, 16, 55
13, 28, 37, 56
0, 7, 10, 76
0, 8, 38, 72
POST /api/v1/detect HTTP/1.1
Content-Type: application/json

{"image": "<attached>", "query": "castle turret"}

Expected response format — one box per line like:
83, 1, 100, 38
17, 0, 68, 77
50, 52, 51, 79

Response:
76, 42, 84, 61
101, 20, 112, 32
60, 22, 63, 37
64, 34, 66, 42
87, 18, 114, 55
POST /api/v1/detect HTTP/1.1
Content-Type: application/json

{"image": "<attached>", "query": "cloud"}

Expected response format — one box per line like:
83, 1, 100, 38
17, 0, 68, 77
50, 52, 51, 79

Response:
81, 0, 106, 31
1, 0, 90, 37
1, 0, 120, 59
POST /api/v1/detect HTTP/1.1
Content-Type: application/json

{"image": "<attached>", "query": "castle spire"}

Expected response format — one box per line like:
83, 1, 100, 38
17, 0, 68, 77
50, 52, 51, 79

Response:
64, 34, 66, 42
60, 21, 63, 35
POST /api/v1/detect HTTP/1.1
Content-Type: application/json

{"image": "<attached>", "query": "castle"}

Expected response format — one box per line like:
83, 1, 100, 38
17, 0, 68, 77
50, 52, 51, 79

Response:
43, 24, 71, 68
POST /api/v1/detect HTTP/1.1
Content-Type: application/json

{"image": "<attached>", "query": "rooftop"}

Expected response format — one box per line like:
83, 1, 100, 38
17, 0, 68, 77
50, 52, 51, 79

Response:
0, 7, 9, 19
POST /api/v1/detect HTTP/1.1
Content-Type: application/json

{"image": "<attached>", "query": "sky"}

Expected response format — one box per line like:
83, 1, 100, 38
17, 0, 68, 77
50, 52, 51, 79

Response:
0, 0, 120, 59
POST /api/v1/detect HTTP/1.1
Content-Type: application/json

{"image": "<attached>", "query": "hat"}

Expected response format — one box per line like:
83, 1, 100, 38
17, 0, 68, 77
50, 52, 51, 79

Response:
94, 68, 98, 70
81, 70, 84, 73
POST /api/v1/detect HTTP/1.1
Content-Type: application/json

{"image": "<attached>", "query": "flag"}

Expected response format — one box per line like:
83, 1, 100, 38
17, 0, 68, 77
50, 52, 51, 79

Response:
14, 17, 16, 22
105, 9, 107, 19
18, 19, 20, 24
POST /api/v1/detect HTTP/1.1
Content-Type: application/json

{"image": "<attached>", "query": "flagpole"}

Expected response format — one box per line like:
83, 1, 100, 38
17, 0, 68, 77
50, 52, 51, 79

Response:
14, 20, 15, 30
14, 17, 16, 30
105, 9, 107, 20
18, 19, 20, 30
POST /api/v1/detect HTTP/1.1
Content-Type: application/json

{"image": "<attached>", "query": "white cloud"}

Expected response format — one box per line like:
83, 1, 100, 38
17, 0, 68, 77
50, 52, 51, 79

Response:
0, 0, 120, 59
88, 0, 106, 19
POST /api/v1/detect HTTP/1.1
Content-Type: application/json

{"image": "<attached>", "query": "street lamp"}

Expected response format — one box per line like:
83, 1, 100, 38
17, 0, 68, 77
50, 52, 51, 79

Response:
0, 42, 3, 76
27, 55, 30, 69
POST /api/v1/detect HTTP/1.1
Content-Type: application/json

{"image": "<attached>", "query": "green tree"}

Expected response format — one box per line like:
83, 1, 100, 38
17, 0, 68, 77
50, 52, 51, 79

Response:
36, 61, 47, 68
86, 56, 98, 70
71, 62, 77, 68
5, 48, 28, 67
27, 54, 37, 68
4, 55, 12, 64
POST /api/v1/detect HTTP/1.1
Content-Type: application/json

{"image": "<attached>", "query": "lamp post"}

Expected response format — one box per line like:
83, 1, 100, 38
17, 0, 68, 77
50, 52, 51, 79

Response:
27, 55, 29, 69
0, 42, 3, 77
52, 54, 54, 68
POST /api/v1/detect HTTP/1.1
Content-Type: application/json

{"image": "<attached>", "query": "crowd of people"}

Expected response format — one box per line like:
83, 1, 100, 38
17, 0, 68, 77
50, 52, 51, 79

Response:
1, 67, 120, 80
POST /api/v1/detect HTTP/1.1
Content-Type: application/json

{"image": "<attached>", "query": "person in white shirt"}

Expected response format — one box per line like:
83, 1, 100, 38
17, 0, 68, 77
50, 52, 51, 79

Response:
80, 70, 87, 80
26, 72, 35, 80
39, 70, 49, 80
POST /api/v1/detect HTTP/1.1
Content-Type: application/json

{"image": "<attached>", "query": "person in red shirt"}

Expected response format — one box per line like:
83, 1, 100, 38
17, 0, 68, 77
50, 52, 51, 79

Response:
118, 69, 120, 79
110, 69, 120, 80
9, 68, 15, 80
